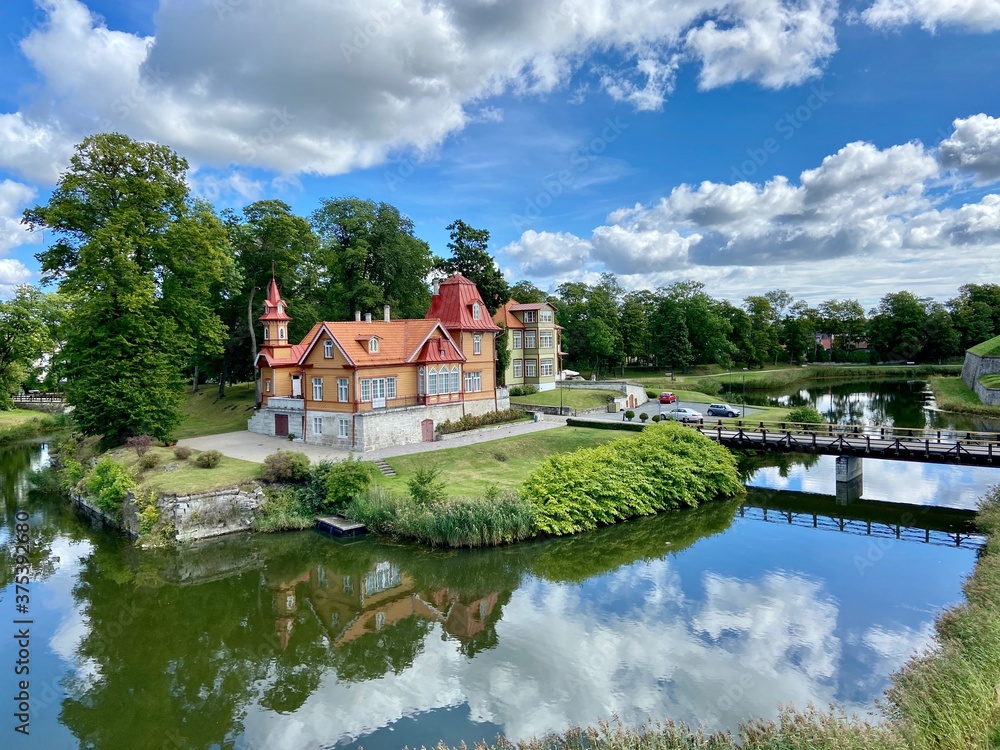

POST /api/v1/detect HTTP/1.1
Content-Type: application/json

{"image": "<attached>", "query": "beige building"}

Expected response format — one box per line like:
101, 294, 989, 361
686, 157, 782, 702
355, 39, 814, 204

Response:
493, 300, 564, 391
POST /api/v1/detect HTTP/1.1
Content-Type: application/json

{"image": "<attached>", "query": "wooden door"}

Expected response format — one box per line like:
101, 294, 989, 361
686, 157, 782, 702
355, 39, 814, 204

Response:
275, 414, 289, 436
421, 419, 434, 442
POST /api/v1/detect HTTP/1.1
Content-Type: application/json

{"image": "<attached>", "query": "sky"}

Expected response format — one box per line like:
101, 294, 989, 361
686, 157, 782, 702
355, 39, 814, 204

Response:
1, 0, 999, 307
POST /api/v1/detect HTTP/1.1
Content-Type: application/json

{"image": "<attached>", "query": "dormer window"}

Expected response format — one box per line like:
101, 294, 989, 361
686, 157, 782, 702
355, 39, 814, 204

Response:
278, 327, 285, 340
369, 338, 379, 353
472, 302, 481, 320
277, 304, 283, 315
324, 340, 333, 358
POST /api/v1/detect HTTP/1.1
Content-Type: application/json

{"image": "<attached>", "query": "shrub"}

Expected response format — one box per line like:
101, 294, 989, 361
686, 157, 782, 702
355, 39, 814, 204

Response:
639, 412, 649, 422
138, 452, 161, 470
509, 384, 539, 397
126, 434, 153, 456
521, 421, 744, 536
173, 445, 193, 460
324, 455, 377, 511
294, 460, 336, 514
566, 418, 645, 432
787, 405, 825, 425
85, 457, 135, 516
252, 488, 315, 532
651, 414, 661, 423
408, 466, 446, 506
625, 410, 635, 421
262, 451, 311, 483
436, 408, 528, 435
194, 449, 223, 469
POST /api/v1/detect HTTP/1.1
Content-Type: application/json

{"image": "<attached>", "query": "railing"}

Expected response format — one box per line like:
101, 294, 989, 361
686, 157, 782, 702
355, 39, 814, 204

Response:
12, 391, 65, 402
690, 418, 1000, 447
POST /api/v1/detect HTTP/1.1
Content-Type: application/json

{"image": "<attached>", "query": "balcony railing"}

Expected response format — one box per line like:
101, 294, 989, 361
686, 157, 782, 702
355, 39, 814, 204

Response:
266, 396, 304, 411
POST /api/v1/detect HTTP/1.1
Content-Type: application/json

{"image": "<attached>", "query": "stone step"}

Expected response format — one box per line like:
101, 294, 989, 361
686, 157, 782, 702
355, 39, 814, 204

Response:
374, 459, 396, 477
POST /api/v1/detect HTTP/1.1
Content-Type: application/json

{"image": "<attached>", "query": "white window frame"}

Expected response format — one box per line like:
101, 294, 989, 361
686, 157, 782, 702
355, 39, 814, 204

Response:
513, 359, 522, 378
324, 340, 334, 358
387, 376, 397, 399
540, 310, 553, 323
540, 331, 553, 349
525, 331, 536, 349
278, 327, 285, 340
472, 302, 481, 320
523, 311, 537, 323
526, 359, 536, 377
512, 330, 522, 349
369, 338, 379, 353
338, 378, 348, 402
263, 327, 270, 341
472, 371, 482, 392
361, 379, 371, 402
264, 378, 271, 393
464, 371, 473, 392
418, 367, 425, 396
312, 416, 323, 435
451, 366, 460, 393
312, 377, 323, 401
541, 359, 553, 376
428, 367, 438, 396
338, 417, 349, 439
473, 334, 482, 355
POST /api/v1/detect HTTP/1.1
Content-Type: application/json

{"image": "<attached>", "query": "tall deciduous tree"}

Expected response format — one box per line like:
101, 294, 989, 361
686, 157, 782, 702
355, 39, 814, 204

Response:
868, 291, 929, 362
437, 220, 509, 314
0, 286, 59, 408
508, 280, 547, 304
24, 133, 229, 446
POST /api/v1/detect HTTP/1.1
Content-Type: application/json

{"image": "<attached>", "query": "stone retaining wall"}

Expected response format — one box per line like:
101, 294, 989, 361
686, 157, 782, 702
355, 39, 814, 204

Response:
961, 350, 1000, 406
973, 379, 1000, 406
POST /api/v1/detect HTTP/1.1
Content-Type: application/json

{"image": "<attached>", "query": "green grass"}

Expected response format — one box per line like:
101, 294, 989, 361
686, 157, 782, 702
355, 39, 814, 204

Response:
980, 374, 1000, 389
969, 334, 1000, 357
0, 410, 70, 444
511, 387, 614, 410
379, 426, 638, 496
930, 376, 1000, 417
0, 408, 50, 426
173, 383, 257, 440
108, 445, 262, 495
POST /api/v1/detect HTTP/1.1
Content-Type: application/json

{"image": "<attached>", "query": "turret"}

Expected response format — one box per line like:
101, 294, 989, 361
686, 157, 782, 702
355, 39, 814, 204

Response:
260, 276, 292, 357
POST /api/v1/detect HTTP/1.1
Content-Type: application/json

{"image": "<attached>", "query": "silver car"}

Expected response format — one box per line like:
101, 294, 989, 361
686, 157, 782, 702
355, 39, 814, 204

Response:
663, 407, 702, 422
706, 403, 740, 417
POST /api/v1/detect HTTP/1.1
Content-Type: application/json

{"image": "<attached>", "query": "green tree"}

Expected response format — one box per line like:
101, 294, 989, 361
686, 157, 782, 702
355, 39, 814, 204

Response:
436, 220, 509, 314
923, 303, 961, 362
620, 290, 656, 366
25, 132, 228, 446
311, 197, 433, 321
781, 301, 816, 363
650, 296, 693, 372
665, 281, 733, 366
0, 286, 59, 407
508, 280, 547, 304
868, 291, 929, 362
948, 283, 1000, 349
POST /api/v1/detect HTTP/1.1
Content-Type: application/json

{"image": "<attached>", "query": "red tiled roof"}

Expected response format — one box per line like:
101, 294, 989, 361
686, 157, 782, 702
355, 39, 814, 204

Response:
260, 276, 292, 322
426, 274, 500, 332
493, 300, 525, 330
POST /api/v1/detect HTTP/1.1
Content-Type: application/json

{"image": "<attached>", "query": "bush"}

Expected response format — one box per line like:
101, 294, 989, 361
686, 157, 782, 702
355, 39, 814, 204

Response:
408, 466, 446, 506
509, 384, 539, 397
85, 457, 135, 516
436, 407, 528, 435
786, 405, 825, 425
126, 434, 153, 456
252, 488, 315, 532
566, 418, 645, 432
173, 445, 193, 460
639, 412, 649, 422
324, 455, 377, 511
625, 410, 635, 421
521, 421, 744, 536
262, 451, 311, 483
138, 452, 161, 470
651, 414, 661, 423
294, 460, 336, 514
194, 449, 222, 469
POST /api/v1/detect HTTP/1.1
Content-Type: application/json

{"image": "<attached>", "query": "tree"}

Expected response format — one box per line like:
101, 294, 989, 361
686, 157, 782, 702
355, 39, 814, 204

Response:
782, 301, 816, 363
651, 296, 693, 372
868, 291, 929, 362
949, 283, 1000, 349
0, 286, 58, 408
923, 303, 961, 362
436, 220, 509, 314
311, 197, 433, 321
508, 280, 547, 304
620, 290, 656, 366
24, 132, 229, 446
664, 281, 733, 366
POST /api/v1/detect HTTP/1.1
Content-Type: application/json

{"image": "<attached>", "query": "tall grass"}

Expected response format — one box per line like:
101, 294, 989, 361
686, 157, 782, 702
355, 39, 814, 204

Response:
251, 488, 315, 532
0, 412, 71, 444
928, 376, 1000, 417
346, 487, 536, 547
731, 365, 958, 391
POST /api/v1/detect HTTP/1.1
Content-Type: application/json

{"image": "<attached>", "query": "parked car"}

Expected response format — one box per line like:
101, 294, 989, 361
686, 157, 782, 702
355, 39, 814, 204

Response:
706, 403, 740, 418
662, 407, 702, 422
658, 391, 678, 404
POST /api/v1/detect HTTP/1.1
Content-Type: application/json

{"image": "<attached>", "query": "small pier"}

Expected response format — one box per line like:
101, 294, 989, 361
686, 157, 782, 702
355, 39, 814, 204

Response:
316, 515, 368, 538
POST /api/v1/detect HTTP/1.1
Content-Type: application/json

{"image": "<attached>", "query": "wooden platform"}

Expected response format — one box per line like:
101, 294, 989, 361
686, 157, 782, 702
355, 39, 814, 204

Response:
316, 515, 368, 537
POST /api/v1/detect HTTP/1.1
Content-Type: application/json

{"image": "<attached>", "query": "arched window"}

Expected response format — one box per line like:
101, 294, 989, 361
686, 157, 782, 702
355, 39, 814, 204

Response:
263, 327, 269, 341
277, 304, 283, 315
278, 327, 285, 340
428, 367, 438, 395
451, 366, 460, 393
369, 338, 379, 353
472, 302, 481, 320
418, 367, 425, 396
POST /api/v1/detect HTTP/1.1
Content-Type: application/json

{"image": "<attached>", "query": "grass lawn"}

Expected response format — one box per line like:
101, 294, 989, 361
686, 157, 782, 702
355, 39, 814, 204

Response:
929, 376, 1000, 417
379, 425, 638, 496
511, 388, 613, 410
174, 383, 257, 439
981, 373, 1000, 389
111, 445, 262, 495
0, 409, 50, 426
969, 334, 1000, 357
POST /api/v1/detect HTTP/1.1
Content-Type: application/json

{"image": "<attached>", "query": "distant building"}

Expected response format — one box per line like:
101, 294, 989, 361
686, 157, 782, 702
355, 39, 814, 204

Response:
248, 273, 507, 451
493, 299, 564, 391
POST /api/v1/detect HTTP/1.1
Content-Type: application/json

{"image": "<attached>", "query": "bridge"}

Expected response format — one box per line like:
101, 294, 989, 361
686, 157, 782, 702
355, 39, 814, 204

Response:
11, 391, 68, 413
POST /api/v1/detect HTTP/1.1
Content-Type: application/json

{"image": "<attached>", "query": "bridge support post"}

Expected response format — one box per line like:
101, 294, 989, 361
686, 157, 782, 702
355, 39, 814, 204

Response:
835, 456, 863, 504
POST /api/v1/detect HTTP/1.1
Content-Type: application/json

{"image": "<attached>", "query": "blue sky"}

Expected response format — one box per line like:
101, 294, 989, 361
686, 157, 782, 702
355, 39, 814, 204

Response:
1, 0, 999, 306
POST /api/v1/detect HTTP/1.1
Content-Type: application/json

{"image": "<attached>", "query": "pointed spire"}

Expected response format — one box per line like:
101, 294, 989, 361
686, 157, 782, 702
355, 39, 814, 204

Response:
260, 274, 291, 323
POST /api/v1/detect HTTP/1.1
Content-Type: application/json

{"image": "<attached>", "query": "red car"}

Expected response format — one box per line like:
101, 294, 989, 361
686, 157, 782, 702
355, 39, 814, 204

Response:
659, 391, 677, 404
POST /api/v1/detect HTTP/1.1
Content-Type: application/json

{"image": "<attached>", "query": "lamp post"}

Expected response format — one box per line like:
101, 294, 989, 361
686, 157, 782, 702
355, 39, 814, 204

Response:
742, 369, 747, 418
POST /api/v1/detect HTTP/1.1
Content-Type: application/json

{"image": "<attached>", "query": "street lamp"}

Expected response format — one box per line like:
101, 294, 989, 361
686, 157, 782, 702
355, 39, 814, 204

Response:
742, 368, 748, 418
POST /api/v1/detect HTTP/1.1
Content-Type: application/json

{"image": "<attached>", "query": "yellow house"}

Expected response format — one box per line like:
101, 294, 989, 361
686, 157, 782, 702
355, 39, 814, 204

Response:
248, 274, 507, 451
493, 299, 564, 391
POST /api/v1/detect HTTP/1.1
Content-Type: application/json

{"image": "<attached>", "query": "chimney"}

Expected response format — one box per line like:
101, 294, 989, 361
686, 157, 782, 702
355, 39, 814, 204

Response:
432, 278, 440, 296
383, 304, 390, 322
354, 310, 361, 322
364, 313, 372, 323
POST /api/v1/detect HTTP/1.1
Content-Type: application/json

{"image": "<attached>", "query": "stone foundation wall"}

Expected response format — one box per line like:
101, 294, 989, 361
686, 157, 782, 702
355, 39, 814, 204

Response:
961, 351, 1000, 406
560, 380, 649, 406
973, 380, 1000, 406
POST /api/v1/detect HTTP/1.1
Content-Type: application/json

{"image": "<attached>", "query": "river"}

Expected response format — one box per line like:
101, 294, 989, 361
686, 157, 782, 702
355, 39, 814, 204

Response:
0, 381, 994, 749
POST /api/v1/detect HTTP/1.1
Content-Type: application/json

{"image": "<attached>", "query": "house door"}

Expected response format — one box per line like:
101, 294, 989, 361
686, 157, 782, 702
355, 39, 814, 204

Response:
291, 375, 302, 398
421, 419, 434, 442
274, 414, 289, 436
371, 378, 386, 409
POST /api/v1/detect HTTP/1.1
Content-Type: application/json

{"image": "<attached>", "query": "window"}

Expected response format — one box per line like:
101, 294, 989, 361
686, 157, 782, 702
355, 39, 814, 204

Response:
263, 327, 269, 341
278, 304, 283, 315
526, 359, 536, 377
473, 334, 481, 355
465, 371, 482, 392
264, 378, 271, 393
513, 359, 522, 378
312, 377, 323, 400
278, 327, 285, 340
513, 331, 522, 349
541, 359, 553, 376
338, 417, 349, 439
387, 377, 397, 399
525, 331, 536, 349
428, 367, 438, 395
540, 331, 553, 348
338, 378, 348, 402
361, 379, 371, 402
312, 416, 323, 435
472, 302, 481, 320
540, 310, 553, 322
369, 337, 379, 353
523, 310, 537, 323
324, 340, 333, 358
418, 367, 425, 396
451, 366, 460, 393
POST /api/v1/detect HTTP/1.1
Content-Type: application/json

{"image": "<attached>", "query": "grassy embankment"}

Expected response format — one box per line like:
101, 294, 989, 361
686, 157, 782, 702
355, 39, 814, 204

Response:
174, 382, 256, 439
929, 376, 1000, 418
969, 333, 1000, 356
510, 387, 614, 411
0, 409, 70, 444
124, 447, 262, 495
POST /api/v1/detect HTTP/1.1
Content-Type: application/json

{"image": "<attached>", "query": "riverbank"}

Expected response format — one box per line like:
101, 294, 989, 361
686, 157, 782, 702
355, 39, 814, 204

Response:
929, 376, 1000, 418
0, 409, 69, 444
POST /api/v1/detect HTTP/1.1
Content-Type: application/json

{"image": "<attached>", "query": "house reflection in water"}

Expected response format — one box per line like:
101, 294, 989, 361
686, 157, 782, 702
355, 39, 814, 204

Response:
267, 560, 504, 657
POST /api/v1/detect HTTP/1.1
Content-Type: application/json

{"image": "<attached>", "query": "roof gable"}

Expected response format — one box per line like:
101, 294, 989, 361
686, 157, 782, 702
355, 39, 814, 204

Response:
426, 273, 501, 332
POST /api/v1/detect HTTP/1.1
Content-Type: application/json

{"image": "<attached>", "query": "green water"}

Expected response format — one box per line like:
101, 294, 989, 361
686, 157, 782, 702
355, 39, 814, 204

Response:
0, 434, 986, 750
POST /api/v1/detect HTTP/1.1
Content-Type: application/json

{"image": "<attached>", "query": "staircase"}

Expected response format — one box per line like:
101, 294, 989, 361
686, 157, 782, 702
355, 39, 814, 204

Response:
374, 459, 396, 477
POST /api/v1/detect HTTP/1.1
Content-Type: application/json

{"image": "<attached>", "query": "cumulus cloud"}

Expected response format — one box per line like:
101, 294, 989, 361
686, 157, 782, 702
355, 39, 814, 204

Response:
938, 114, 1000, 183
861, 0, 1000, 31
0, 180, 40, 294
503, 230, 593, 276
1, 0, 842, 181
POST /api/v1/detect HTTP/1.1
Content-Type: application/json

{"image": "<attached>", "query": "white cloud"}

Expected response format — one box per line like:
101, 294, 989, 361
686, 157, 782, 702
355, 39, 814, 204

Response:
0, 180, 41, 294
861, 0, 1000, 31
938, 114, 1000, 183
503, 230, 594, 276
